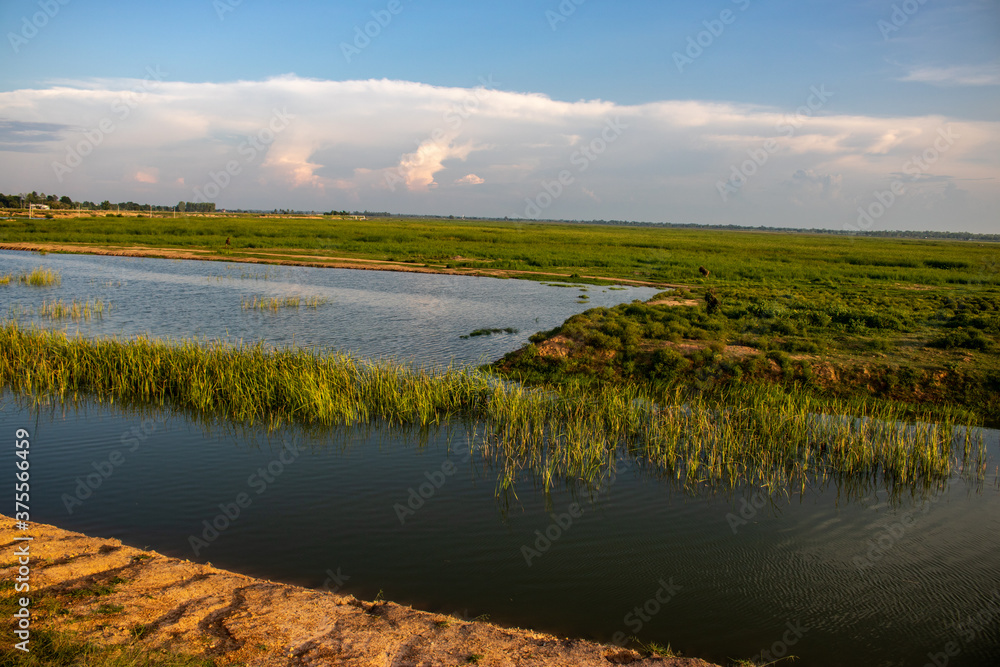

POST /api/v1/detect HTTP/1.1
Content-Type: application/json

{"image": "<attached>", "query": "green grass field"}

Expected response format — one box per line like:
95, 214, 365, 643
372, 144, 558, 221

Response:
1, 214, 996, 286
2, 214, 998, 422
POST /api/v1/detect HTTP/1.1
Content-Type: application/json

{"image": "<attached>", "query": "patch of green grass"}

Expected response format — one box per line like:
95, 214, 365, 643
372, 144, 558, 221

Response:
68, 578, 125, 599
17, 267, 61, 287
36, 299, 107, 321
460, 327, 519, 339
95, 603, 125, 615
466, 654, 484, 664
240, 295, 328, 311
0, 628, 218, 666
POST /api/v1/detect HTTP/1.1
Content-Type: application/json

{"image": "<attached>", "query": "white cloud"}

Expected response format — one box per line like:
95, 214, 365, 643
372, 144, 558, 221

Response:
0, 75, 997, 231
899, 65, 1000, 87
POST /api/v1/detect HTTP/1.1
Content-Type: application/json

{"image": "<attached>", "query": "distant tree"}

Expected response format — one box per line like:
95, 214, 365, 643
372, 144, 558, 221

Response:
177, 201, 186, 212
100, 200, 112, 210
59, 196, 73, 207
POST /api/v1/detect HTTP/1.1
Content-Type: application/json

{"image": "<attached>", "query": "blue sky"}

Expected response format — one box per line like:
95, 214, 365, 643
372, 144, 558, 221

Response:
1, 0, 998, 231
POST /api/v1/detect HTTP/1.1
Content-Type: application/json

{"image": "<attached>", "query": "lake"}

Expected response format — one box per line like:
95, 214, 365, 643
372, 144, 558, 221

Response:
1, 249, 998, 666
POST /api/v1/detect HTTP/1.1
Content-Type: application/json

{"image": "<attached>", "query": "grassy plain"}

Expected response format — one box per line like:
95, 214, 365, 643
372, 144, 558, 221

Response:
1, 214, 998, 422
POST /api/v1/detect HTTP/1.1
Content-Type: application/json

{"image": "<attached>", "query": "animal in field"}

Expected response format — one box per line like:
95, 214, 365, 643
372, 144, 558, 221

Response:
225, 236, 231, 246
698, 265, 710, 278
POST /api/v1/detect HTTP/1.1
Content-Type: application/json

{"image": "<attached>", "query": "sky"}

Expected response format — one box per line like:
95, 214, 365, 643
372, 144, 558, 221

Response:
0, 0, 998, 232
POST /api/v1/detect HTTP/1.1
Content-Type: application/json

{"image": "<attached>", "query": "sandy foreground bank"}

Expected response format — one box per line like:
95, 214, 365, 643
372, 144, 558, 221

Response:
2, 515, 720, 666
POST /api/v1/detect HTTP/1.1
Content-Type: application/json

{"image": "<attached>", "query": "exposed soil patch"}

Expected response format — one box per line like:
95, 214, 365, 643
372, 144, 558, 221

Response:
646, 299, 700, 307
0, 242, 684, 290
2, 515, 719, 666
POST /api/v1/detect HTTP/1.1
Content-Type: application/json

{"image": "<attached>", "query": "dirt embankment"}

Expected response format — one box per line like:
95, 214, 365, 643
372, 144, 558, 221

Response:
2, 516, 719, 667
0, 242, 681, 290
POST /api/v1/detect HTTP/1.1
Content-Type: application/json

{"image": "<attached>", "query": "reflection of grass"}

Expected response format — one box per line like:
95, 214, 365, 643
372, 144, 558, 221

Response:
0, 323, 984, 496
241, 296, 328, 311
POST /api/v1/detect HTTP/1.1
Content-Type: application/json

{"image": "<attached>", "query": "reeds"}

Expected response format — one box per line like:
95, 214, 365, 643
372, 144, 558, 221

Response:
0, 323, 984, 494
1, 268, 61, 287
37, 299, 106, 321
19, 267, 61, 286
241, 295, 328, 311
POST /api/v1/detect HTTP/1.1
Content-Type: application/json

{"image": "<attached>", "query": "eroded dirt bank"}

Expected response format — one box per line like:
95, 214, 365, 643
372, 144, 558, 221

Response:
2, 515, 720, 666
0, 242, 680, 289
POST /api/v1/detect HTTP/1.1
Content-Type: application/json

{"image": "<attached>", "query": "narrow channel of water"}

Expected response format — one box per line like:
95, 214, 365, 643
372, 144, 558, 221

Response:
3, 394, 998, 667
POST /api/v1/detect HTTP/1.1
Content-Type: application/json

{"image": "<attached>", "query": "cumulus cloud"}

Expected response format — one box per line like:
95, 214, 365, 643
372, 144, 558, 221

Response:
0, 75, 997, 231
134, 168, 159, 184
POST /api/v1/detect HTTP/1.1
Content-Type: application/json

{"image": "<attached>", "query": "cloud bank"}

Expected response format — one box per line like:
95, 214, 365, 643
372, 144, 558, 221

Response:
0, 75, 998, 232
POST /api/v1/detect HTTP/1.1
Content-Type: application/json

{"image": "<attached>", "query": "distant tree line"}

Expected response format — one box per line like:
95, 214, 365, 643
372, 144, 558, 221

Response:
0, 192, 215, 213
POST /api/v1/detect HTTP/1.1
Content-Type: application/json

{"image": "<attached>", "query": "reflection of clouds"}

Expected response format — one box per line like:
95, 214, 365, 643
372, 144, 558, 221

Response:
0, 76, 998, 231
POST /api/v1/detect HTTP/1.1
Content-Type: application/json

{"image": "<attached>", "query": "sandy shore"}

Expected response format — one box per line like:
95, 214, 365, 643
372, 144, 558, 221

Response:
2, 515, 720, 666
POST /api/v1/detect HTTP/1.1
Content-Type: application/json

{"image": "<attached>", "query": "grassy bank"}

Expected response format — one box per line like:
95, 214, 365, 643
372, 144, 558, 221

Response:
494, 282, 1000, 424
0, 323, 985, 493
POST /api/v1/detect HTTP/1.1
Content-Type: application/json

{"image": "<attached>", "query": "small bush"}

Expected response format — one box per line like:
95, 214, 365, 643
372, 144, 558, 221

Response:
930, 329, 994, 352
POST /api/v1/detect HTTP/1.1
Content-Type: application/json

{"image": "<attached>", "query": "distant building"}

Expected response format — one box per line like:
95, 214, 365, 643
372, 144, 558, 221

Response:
33, 204, 50, 210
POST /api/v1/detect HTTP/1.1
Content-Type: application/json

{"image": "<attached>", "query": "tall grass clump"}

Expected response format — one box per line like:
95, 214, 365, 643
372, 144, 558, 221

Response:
0, 323, 983, 494
17, 267, 61, 287
37, 299, 106, 321
241, 295, 327, 311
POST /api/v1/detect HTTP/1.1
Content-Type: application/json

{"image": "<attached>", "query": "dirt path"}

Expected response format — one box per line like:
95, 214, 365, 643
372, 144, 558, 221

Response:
0, 242, 685, 289
2, 515, 719, 666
